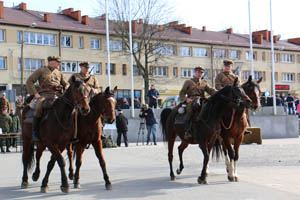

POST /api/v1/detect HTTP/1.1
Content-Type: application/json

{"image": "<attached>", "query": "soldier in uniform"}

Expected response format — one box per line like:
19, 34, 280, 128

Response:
0, 93, 10, 113
179, 66, 217, 139
15, 96, 24, 122
26, 56, 69, 142
68, 62, 100, 97
215, 59, 251, 134
0, 108, 12, 152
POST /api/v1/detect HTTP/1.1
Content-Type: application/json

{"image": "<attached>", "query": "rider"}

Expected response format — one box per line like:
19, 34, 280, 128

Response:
215, 59, 251, 134
179, 66, 217, 139
26, 56, 69, 142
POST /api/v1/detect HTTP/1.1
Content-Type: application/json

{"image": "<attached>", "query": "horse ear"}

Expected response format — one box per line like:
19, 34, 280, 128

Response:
84, 76, 91, 83
233, 78, 239, 86
248, 75, 252, 83
113, 86, 118, 94
257, 77, 263, 84
104, 87, 110, 94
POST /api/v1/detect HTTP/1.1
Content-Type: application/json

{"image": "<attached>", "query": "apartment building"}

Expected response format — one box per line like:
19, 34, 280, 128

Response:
1, 2, 300, 104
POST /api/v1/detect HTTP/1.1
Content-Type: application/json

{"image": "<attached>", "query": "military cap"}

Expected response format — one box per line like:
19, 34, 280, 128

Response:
47, 56, 61, 63
79, 62, 90, 68
223, 59, 234, 66
194, 66, 205, 72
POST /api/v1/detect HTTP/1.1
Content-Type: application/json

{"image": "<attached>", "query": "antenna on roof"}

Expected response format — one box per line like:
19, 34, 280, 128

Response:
57, 6, 62, 13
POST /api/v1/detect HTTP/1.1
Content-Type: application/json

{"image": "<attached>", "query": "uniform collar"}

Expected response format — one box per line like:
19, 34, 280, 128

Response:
47, 66, 56, 72
223, 71, 232, 75
80, 72, 89, 78
192, 77, 200, 82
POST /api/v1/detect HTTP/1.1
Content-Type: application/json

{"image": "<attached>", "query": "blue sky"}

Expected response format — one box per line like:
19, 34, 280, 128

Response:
3, 0, 299, 39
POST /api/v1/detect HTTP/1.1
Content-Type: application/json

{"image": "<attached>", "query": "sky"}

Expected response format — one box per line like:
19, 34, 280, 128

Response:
3, 0, 300, 40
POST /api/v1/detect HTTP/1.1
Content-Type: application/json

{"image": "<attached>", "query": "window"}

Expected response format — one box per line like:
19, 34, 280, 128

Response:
61, 61, 79, 72
133, 65, 141, 76
282, 73, 294, 82
122, 64, 127, 75
0, 57, 6, 69
18, 58, 43, 71
18, 32, 56, 46
61, 35, 72, 47
106, 40, 123, 51
173, 67, 178, 77
180, 47, 191, 56
229, 50, 239, 59
89, 63, 101, 74
0, 29, 4, 41
181, 68, 194, 78
193, 48, 207, 57
91, 38, 100, 49
254, 71, 264, 81
213, 49, 226, 58
274, 72, 278, 82
282, 54, 294, 63
243, 71, 250, 81
106, 63, 116, 75
262, 52, 266, 61
275, 53, 280, 62
246, 51, 257, 61
298, 73, 300, 83
79, 36, 83, 49
154, 66, 168, 77
155, 45, 175, 55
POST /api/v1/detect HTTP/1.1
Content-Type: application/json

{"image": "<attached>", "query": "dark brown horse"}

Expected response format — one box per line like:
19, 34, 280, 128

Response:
160, 79, 252, 184
31, 86, 117, 190
220, 75, 262, 182
21, 76, 91, 193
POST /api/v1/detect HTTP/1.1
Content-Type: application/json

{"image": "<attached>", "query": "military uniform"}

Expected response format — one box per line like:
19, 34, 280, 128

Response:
0, 96, 10, 113
0, 112, 12, 152
15, 100, 24, 121
215, 71, 240, 90
68, 72, 100, 94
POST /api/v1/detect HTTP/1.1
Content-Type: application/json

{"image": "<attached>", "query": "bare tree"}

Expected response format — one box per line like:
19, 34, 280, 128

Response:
97, 0, 177, 103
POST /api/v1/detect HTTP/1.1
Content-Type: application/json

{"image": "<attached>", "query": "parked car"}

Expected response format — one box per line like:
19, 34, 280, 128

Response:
161, 95, 181, 109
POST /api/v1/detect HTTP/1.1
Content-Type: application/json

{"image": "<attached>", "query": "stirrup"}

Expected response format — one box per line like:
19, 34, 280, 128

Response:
70, 138, 79, 144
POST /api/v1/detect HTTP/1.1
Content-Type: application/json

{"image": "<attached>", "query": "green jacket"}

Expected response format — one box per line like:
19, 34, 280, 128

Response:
0, 113, 12, 133
10, 114, 21, 133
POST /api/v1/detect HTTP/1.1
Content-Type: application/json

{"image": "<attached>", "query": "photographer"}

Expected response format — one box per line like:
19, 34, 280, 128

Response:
139, 104, 157, 145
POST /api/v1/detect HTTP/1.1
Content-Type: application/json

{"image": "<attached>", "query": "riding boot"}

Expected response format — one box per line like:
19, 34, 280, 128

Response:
32, 117, 41, 142
244, 129, 252, 135
184, 120, 192, 139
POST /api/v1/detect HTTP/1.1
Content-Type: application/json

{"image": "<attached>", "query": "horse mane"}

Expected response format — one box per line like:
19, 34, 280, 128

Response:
89, 89, 115, 107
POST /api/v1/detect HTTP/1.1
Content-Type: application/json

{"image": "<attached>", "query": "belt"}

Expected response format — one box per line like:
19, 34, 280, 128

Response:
41, 85, 62, 91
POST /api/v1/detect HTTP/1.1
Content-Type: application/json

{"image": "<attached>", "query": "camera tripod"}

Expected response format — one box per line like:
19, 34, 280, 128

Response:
136, 118, 146, 146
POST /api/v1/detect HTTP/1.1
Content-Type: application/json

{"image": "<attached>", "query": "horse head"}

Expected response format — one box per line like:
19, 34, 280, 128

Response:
101, 86, 117, 124
241, 75, 262, 112
69, 76, 90, 116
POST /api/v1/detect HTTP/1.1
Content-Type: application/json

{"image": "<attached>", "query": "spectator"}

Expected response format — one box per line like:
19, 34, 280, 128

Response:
134, 97, 141, 109
280, 93, 287, 114
121, 98, 130, 109
286, 93, 295, 115
15, 96, 24, 121
9, 108, 21, 147
139, 104, 157, 145
116, 109, 128, 147
0, 108, 12, 152
295, 97, 299, 112
0, 93, 10, 113
147, 84, 160, 109
276, 94, 282, 106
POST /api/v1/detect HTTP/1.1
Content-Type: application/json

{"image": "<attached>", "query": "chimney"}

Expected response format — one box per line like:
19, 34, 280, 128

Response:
168, 21, 178, 27
44, 13, 51, 22
71, 10, 81, 21
132, 20, 138, 33
182, 26, 192, 35
82, 15, 89, 25
226, 28, 232, 34
19, 2, 26, 11
253, 34, 263, 44
287, 38, 300, 45
177, 24, 186, 28
253, 30, 270, 41
100, 14, 106, 20
139, 18, 143, 24
0, 1, 3, 19
158, 25, 164, 31
62, 8, 74, 16
202, 26, 206, 31
273, 35, 278, 43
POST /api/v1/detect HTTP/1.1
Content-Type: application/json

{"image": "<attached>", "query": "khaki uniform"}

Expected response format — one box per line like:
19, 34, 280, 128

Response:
15, 100, 24, 121
179, 77, 216, 120
0, 113, 12, 133
26, 66, 69, 117
0, 97, 10, 112
215, 71, 240, 91
69, 72, 100, 94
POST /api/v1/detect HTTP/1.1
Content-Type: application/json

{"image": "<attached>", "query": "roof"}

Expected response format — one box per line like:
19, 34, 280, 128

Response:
1, 6, 300, 52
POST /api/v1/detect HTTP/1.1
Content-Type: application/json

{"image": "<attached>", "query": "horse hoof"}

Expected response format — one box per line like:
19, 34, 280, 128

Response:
21, 181, 28, 189
105, 183, 112, 190
197, 177, 208, 184
61, 186, 70, 193
41, 186, 48, 193
170, 176, 176, 181
228, 176, 235, 182
176, 169, 182, 175
74, 183, 81, 189
69, 173, 74, 180
32, 173, 39, 182
234, 177, 239, 182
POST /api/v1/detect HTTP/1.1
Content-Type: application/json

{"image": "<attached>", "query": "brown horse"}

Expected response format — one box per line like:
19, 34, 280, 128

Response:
220, 75, 262, 182
21, 76, 91, 193
160, 79, 252, 184
31, 86, 117, 190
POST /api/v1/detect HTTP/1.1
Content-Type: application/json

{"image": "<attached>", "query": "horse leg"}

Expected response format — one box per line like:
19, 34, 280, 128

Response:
32, 144, 46, 182
221, 139, 230, 173
93, 140, 112, 190
233, 137, 243, 182
168, 133, 177, 181
223, 138, 235, 182
56, 149, 69, 193
176, 141, 189, 175
66, 144, 74, 180
41, 154, 56, 193
74, 144, 85, 189
198, 143, 209, 184
21, 139, 34, 188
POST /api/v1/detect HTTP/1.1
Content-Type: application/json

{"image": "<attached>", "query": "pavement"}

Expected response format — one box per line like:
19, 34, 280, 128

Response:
1, 138, 300, 200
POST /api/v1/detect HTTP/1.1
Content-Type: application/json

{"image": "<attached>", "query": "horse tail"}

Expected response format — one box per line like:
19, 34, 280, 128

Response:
212, 136, 222, 161
22, 142, 35, 172
160, 108, 173, 142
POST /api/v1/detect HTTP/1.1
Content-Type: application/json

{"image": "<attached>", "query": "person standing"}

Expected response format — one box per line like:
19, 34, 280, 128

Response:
116, 109, 128, 147
139, 104, 158, 145
26, 56, 69, 142
147, 84, 160, 109
15, 96, 24, 121
286, 93, 295, 115
0, 108, 12, 152
134, 97, 141, 109
121, 98, 130, 109
9, 108, 21, 147
0, 93, 10, 113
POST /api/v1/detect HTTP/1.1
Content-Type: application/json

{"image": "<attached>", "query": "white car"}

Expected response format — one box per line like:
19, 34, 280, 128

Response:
161, 95, 181, 109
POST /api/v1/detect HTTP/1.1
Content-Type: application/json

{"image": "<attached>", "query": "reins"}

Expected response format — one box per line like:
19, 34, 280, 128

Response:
221, 109, 236, 130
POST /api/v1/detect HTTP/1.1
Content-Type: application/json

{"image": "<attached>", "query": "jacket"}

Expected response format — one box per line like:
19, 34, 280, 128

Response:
116, 113, 128, 132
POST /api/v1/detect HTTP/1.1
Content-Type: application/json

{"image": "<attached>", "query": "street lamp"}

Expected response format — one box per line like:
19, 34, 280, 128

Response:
20, 22, 36, 97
